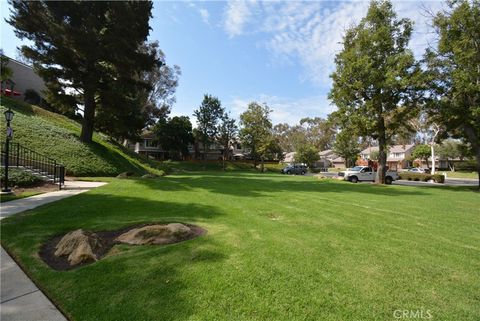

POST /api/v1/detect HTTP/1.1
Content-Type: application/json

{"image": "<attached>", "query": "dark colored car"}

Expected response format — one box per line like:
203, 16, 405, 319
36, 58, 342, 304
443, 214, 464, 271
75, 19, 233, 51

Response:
281, 164, 307, 175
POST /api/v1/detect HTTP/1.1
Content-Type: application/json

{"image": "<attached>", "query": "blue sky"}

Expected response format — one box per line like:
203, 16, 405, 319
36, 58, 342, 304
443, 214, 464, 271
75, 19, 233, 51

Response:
1, 0, 444, 125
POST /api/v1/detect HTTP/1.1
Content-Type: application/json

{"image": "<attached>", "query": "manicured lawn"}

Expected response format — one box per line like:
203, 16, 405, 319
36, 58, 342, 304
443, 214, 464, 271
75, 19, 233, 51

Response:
0, 191, 41, 203
441, 171, 478, 179
1, 173, 479, 321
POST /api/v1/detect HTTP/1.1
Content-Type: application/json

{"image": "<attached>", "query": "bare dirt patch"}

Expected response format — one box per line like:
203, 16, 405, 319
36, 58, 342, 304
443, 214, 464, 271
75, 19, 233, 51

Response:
39, 223, 206, 271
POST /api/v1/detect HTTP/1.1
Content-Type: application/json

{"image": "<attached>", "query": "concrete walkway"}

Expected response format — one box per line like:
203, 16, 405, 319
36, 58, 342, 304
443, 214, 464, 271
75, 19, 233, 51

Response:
1, 181, 107, 321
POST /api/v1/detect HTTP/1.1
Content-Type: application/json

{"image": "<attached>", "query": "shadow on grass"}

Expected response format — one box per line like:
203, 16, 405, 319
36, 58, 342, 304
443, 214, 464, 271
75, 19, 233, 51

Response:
1, 193, 228, 321
128, 172, 430, 198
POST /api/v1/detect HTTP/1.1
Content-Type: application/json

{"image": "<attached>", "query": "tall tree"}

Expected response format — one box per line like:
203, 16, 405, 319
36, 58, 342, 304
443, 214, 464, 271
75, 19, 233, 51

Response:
437, 139, 463, 171
153, 116, 194, 160
424, 0, 480, 187
412, 144, 432, 169
239, 102, 273, 168
8, 1, 157, 143
295, 144, 320, 168
95, 42, 180, 140
0, 52, 13, 82
217, 113, 238, 170
300, 117, 336, 151
257, 136, 283, 172
193, 94, 224, 159
332, 130, 360, 168
329, 0, 422, 183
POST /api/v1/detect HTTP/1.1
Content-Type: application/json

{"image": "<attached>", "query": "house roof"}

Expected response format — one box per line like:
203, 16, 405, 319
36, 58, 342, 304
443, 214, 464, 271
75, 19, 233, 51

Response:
361, 144, 415, 155
319, 149, 333, 156
332, 156, 345, 163
283, 152, 296, 162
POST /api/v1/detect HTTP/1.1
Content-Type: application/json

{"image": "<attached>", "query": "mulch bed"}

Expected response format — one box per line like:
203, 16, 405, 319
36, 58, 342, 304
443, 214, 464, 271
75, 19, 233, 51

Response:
39, 223, 206, 271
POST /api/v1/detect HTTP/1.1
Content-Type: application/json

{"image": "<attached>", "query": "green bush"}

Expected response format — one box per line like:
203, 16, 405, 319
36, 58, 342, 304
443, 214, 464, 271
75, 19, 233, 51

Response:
456, 160, 477, 171
398, 172, 445, 183
0, 168, 43, 187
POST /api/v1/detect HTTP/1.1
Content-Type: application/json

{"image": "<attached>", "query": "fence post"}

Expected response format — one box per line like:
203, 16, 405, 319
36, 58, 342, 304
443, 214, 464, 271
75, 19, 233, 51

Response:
16, 143, 19, 167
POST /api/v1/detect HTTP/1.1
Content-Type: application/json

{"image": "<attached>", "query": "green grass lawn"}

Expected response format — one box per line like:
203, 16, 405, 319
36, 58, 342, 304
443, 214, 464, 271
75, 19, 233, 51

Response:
0, 191, 41, 203
1, 173, 479, 321
0, 97, 167, 177
441, 171, 478, 179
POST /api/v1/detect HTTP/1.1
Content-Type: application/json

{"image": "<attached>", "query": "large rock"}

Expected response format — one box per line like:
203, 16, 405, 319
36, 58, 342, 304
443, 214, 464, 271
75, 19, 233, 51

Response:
54, 229, 102, 265
116, 223, 191, 245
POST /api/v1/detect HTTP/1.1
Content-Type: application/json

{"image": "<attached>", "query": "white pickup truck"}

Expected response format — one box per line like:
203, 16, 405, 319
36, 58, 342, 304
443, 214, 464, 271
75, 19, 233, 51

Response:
338, 166, 399, 184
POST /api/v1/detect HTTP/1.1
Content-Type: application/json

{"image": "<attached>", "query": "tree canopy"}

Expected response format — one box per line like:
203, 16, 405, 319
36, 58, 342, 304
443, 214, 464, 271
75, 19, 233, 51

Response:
153, 116, 194, 160
423, 0, 480, 186
295, 144, 320, 168
8, 0, 157, 142
332, 130, 360, 168
239, 102, 274, 167
193, 94, 225, 159
329, 0, 422, 183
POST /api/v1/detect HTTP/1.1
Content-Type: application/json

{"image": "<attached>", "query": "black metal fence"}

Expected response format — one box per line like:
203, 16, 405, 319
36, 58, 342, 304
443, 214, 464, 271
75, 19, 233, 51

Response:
1, 142, 65, 189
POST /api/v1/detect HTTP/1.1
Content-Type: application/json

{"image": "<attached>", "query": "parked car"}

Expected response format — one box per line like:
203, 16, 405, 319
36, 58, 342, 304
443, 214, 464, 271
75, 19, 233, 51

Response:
407, 167, 427, 173
338, 166, 398, 184
281, 164, 307, 175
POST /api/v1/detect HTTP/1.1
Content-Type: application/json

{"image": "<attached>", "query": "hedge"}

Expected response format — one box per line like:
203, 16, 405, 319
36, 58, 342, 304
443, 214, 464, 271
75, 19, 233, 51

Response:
0, 168, 44, 187
398, 172, 445, 183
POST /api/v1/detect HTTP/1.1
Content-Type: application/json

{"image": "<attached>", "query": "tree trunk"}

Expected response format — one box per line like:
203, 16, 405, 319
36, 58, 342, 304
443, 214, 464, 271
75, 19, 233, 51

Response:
260, 158, 265, 173
431, 144, 436, 175
80, 87, 96, 143
375, 119, 387, 184
376, 139, 387, 184
463, 124, 480, 189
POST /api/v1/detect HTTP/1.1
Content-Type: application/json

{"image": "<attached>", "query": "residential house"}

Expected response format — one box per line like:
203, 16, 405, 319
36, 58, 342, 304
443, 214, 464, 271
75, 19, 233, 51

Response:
357, 144, 415, 170
1, 57, 46, 100
282, 149, 342, 168
331, 156, 346, 168
126, 131, 250, 161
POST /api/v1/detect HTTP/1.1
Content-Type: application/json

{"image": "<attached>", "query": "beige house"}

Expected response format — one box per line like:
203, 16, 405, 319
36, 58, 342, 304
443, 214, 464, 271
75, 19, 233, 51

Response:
283, 149, 341, 169
358, 144, 415, 170
125, 131, 250, 160
2, 57, 46, 100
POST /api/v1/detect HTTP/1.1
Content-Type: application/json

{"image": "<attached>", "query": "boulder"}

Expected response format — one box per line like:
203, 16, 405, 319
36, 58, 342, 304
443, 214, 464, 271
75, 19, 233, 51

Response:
116, 223, 191, 245
117, 171, 135, 178
54, 229, 102, 265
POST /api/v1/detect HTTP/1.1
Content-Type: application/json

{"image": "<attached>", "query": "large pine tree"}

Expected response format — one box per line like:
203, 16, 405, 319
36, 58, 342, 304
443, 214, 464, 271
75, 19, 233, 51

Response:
8, 1, 157, 142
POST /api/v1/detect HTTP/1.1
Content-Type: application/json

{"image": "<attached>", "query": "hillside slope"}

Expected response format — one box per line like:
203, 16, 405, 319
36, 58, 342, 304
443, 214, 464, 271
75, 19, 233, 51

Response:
0, 97, 166, 177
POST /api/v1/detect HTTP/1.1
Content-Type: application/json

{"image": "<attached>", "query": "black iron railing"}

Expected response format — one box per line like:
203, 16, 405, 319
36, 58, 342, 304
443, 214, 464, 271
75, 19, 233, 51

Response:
1, 142, 65, 189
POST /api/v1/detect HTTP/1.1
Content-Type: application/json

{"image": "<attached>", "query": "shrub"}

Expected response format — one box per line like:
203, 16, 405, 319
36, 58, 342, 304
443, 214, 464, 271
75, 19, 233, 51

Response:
24, 89, 41, 105
456, 160, 477, 171
398, 172, 445, 183
0, 168, 43, 187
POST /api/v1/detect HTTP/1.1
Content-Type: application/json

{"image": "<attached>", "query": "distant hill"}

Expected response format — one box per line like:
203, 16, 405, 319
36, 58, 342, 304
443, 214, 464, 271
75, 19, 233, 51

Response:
0, 97, 166, 177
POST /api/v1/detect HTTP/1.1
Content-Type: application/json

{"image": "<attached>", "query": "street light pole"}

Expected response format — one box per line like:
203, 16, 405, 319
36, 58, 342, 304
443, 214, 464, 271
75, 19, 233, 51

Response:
2, 107, 14, 193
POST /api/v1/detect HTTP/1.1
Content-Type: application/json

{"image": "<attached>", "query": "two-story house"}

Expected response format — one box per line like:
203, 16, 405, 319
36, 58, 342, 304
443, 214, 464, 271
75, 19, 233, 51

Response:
125, 131, 251, 161
358, 144, 415, 170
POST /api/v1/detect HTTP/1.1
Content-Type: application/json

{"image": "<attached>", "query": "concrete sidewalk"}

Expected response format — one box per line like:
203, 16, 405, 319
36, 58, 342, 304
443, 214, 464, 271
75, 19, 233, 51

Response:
1, 181, 106, 220
1, 181, 107, 321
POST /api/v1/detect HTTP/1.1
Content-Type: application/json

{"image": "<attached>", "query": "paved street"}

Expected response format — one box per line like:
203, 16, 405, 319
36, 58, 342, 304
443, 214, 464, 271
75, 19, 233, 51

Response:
314, 172, 478, 187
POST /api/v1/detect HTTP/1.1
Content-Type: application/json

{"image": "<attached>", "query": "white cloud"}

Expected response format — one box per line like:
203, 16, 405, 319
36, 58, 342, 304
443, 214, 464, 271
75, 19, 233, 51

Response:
223, 0, 259, 37
199, 8, 210, 25
228, 94, 334, 125
222, 0, 444, 86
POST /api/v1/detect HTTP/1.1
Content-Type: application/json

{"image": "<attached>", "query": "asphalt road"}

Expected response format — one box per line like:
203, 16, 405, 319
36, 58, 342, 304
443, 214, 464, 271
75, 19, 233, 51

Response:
312, 172, 478, 187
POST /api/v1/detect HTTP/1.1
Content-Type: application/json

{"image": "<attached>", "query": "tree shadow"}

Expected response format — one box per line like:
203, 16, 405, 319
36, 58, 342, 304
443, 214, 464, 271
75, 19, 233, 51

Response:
1, 193, 228, 321
131, 172, 430, 198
